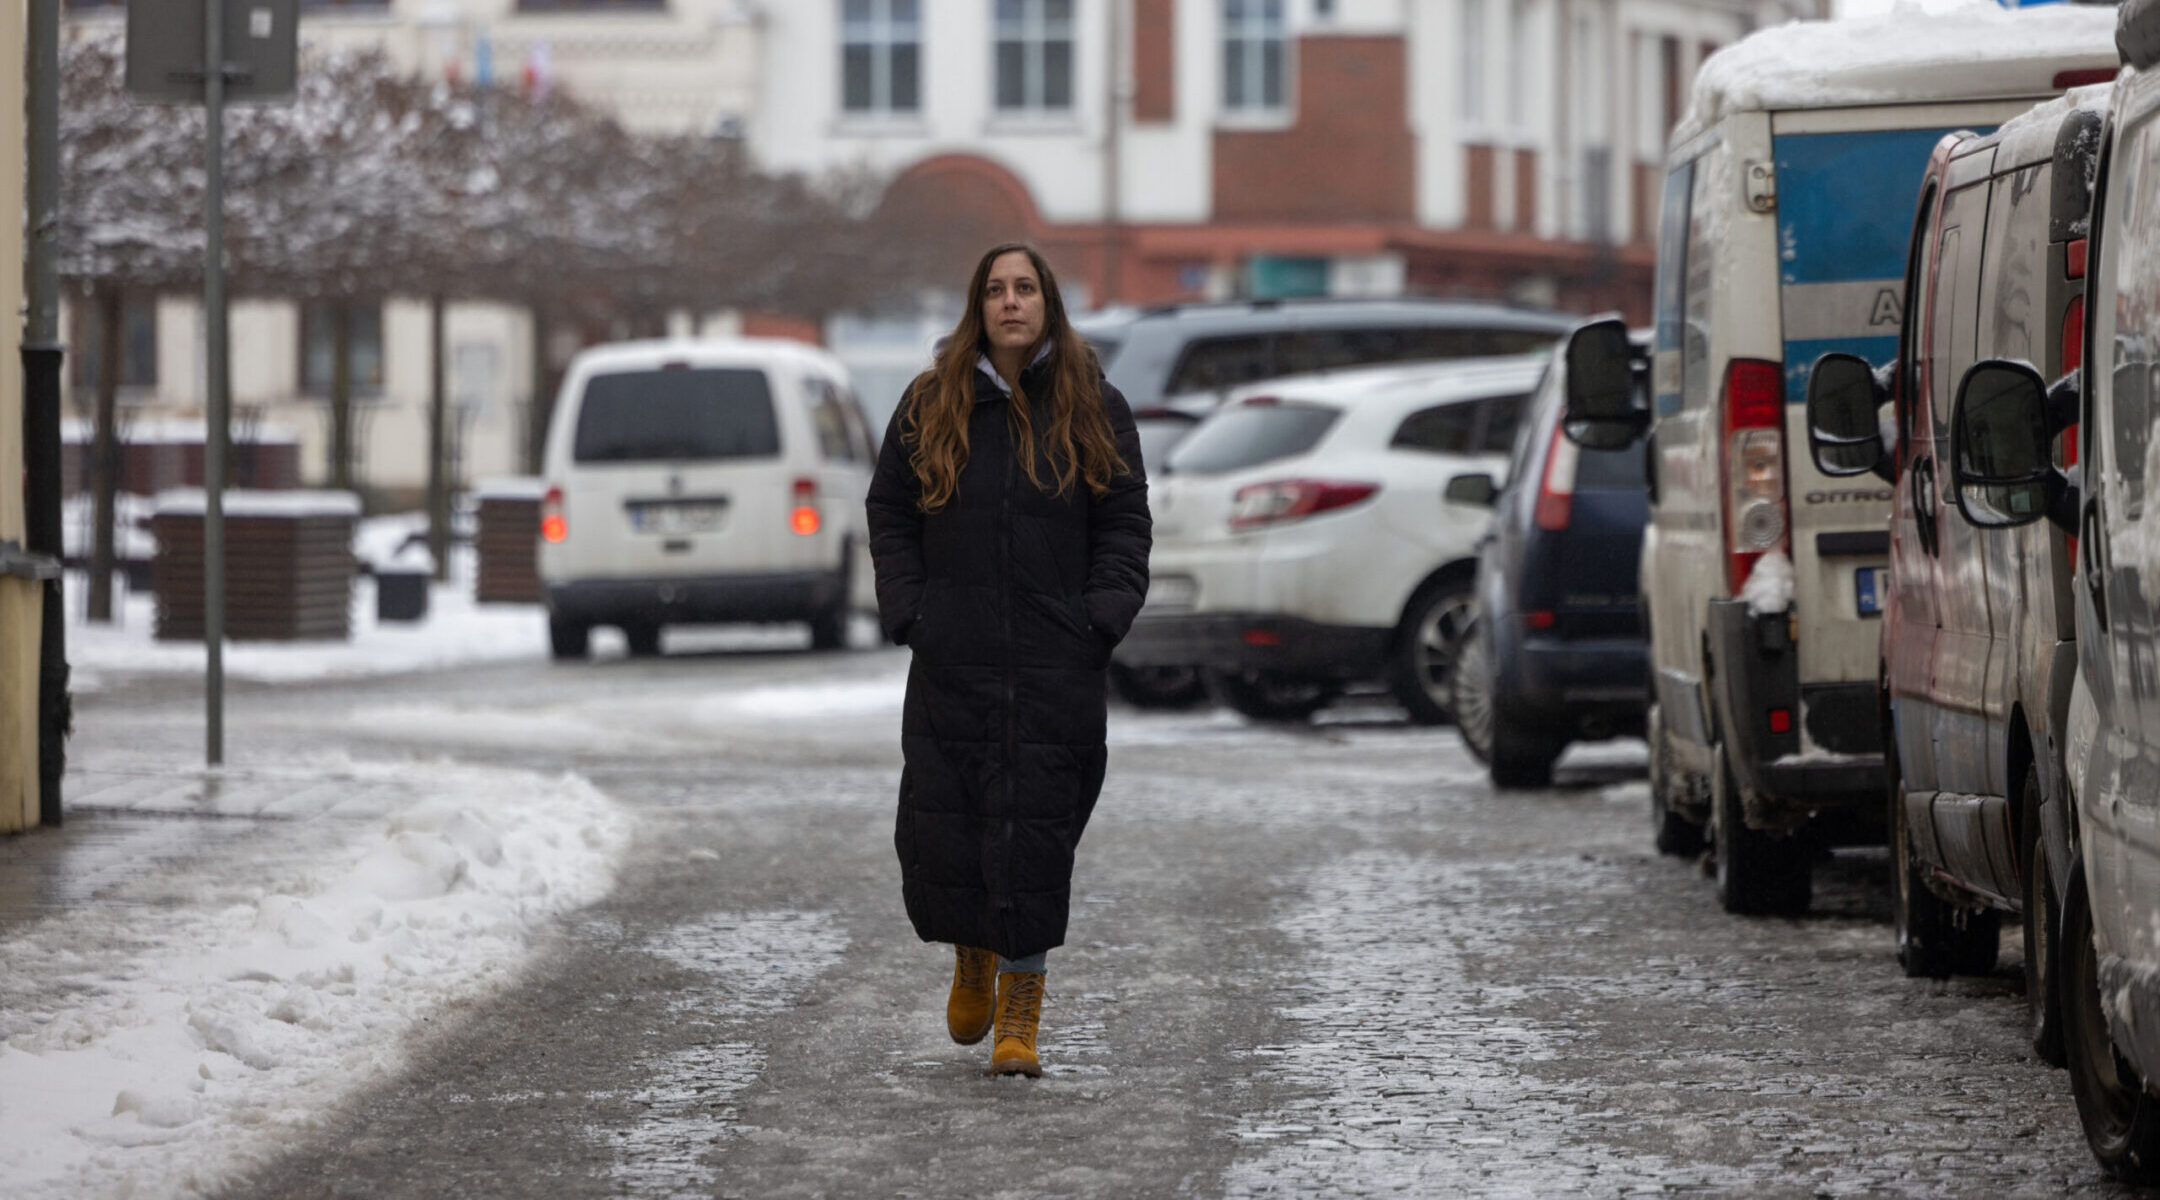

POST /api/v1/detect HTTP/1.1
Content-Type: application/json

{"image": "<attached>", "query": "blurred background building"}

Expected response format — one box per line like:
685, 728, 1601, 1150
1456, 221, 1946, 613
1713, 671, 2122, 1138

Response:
56, 0, 1824, 500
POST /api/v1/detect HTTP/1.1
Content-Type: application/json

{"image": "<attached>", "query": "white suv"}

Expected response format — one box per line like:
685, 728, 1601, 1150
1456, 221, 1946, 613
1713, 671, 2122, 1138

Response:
1115, 355, 1548, 721
537, 338, 878, 659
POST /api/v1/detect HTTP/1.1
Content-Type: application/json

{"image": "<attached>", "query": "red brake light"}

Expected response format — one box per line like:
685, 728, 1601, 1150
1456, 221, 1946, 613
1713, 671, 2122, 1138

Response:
1534, 421, 1578, 531
1522, 609, 1556, 631
541, 485, 567, 544
2067, 238, 2088, 281
2054, 68, 2119, 90
1228, 479, 1380, 530
790, 477, 820, 535
1768, 707, 1793, 734
2063, 293, 2085, 375
1721, 359, 1788, 594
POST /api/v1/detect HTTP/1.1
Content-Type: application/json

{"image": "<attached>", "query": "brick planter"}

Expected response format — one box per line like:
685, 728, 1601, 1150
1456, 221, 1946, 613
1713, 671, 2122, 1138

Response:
150, 490, 359, 641
474, 478, 545, 604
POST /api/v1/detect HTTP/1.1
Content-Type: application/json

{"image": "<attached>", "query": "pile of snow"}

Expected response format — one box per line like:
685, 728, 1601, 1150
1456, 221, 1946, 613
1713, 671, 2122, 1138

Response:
1741, 550, 1796, 616
1684, 3, 2119, 134
0, 759, 633, 1199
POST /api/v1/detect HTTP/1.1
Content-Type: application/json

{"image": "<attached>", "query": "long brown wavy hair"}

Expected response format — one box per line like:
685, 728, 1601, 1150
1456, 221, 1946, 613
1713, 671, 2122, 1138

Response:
902, 243, 1128, 512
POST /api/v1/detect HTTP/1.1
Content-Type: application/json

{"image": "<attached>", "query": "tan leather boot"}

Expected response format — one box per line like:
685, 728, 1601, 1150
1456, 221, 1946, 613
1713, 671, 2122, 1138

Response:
947, 946, 997, 1045
991, 971, 1046, 1077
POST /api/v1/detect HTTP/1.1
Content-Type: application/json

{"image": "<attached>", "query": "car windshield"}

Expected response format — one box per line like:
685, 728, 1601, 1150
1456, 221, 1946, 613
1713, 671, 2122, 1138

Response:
572, 367, 780, 463
1164, 403, 1339, 475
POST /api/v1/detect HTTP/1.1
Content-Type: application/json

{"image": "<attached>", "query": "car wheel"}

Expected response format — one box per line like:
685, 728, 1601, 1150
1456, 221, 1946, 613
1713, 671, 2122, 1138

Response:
2059, 862, 2160, 1184
548, 616, 590, 661
809, 605, 848, 651
1392, 579, 1476, 726
1711, 739, 1811, 916
1206, 669, 1337, 722
1450, 615, 1496, 765
623, 621, 663, 658
1488, 721, 1560, 790
2023, 760, 2067, 1067
1648, 703, 1704, 857
1109, 663, 1210, 710
1887, 736, 1996, 975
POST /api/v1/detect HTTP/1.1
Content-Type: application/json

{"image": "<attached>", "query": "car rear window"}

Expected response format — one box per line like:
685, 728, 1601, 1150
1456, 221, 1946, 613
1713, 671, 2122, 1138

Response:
1133, 415, 1194, 475
1165, 403, 1339, 475
572, 368, 780, 464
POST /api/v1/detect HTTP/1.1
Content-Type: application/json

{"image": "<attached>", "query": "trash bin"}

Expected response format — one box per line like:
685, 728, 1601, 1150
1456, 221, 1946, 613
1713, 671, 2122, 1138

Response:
375, 569, 429, 622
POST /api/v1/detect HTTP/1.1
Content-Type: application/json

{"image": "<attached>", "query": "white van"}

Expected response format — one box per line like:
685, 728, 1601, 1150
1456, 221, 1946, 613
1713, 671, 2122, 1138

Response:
537, 338, 878, 658
1564, 6, 2118, 915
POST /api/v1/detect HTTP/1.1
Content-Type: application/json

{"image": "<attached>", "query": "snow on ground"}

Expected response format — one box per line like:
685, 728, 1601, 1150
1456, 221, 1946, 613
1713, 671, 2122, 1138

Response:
0, 758, 633, 1200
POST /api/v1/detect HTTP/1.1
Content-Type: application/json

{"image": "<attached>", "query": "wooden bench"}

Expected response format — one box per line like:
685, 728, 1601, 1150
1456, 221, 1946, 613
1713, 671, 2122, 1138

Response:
150, 491, 359, 641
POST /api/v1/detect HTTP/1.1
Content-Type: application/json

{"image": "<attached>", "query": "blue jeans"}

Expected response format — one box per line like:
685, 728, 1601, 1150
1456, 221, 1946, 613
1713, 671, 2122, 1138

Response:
996, 951, 1046, 974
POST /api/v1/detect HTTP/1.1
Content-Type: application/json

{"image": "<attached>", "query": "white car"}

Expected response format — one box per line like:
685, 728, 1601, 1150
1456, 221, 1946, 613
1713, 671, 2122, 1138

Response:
1115, 355, 1549, 721
537, 337, 878, 659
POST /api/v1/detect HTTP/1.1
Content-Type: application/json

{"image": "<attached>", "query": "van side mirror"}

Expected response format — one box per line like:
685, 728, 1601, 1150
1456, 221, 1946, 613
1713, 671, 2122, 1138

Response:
1950, 359, 2077, 531
1445, 472, 1497, 508
1805, 353, 1889, 480
1561, 317, 1648, 450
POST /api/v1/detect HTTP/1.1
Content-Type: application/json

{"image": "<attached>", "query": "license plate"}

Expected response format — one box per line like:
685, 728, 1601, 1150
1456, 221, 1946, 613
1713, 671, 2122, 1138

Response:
1146, 574, 1197, 611
631, 501, 724, 534
1854, 566, 1886, 616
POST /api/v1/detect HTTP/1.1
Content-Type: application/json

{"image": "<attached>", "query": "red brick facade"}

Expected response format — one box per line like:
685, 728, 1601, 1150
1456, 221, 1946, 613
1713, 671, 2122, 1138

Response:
1211, 36, 1415, 223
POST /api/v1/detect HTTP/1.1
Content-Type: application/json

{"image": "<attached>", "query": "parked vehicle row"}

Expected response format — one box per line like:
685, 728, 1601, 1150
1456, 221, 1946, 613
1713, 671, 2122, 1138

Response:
1570, 0, 2160, 1180
1094, 297, 1576, 719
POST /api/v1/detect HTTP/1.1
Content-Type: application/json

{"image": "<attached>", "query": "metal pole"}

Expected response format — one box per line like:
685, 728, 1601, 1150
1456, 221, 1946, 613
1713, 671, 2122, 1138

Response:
24, 0, 67, 824
204, 0, 228, 766
1101, 0, 1124, 307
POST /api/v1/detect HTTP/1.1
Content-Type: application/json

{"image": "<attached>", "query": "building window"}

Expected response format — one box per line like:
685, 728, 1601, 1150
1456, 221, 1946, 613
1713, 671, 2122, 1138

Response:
995, 0, 1075, 113
843, 0, 922, 115
1460, 0, 1484, 124
1222, 0, 1285, 112
300, 303, 385, 397
73, 295, 157, 393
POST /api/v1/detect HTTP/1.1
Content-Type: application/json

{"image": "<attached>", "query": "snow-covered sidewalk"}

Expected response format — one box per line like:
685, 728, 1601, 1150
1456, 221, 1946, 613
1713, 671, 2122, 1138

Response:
0, 758, 634, 1199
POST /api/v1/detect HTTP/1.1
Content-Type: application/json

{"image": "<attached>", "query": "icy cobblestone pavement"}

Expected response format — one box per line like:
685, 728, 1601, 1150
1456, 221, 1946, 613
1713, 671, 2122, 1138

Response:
41, 651, 2137, 1198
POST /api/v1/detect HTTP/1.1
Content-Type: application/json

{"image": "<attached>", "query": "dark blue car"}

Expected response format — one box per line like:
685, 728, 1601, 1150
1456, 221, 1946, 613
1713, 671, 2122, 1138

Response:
1447, 339, 1649, 788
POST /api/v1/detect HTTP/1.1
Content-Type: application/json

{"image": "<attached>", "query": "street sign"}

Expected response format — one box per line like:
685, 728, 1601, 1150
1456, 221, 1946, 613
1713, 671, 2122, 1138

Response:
125, 0, 298, 103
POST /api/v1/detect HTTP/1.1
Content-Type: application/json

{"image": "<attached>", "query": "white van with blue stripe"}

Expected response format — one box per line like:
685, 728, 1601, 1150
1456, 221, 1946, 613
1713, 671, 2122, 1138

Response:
1578, 6, 2118, 915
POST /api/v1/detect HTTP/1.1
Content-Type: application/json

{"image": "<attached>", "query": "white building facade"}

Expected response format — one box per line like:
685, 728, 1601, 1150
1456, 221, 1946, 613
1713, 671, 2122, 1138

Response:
62, 0, 1812, 499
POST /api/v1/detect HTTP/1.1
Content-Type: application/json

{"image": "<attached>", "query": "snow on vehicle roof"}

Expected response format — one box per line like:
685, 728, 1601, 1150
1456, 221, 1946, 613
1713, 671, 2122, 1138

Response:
1993, 80, 2116, 141
570, 336, 843, 377
1678, 3, 2119, 141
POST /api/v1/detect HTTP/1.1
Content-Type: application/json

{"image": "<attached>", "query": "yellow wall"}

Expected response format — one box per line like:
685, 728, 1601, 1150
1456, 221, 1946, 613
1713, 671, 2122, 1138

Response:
0, 0, 39, 834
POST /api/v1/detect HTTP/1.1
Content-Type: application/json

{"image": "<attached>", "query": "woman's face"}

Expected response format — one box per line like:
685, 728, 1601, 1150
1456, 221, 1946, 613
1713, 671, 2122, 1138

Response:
981, 251, 1047, 358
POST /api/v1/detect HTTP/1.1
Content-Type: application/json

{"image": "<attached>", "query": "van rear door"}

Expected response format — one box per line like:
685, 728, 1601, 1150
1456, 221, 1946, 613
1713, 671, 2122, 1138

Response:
564, 364, 797, 578
1772, 115, 2010, 703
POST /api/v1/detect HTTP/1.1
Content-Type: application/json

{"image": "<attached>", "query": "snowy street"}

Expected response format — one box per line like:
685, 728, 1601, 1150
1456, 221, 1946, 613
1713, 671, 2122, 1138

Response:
0, 620, 2135, 1198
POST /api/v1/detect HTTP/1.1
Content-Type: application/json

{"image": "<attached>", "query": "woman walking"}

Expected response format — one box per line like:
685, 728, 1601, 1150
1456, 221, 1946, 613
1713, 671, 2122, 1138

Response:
864, 243, 1151, 1077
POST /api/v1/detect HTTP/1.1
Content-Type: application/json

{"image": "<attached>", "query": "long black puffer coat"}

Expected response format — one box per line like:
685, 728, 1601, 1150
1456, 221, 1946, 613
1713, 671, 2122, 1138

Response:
864, 357, 1151, 960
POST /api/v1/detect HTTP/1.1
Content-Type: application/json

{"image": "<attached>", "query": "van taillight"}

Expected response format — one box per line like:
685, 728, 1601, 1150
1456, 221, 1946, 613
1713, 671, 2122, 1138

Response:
2063, 293, 2085, 375
2067, 237, 2088, 280
790, 477, 821, 536
1534, 421, 1578, 531
541, 485, 567, 544
1721, 359, 1788, 594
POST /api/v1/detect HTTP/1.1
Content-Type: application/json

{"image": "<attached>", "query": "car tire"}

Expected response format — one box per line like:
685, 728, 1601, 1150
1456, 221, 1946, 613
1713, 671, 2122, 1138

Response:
2059, 861, 2160, 1184
548, 616, 590, 661
1489, 723, 1560, 790
1886, 737, 1998, 976
1109, 663, 1210, 710
809, 604, 848, 651
1450, 614, 1496, 765
2023, 760, 2068, 1067
1392, 579, 1477, 726
1207, 669, 1337, 722
1648, 704, 1705, 857
623, 621, 663, 658
1711, 739, 1811, 916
